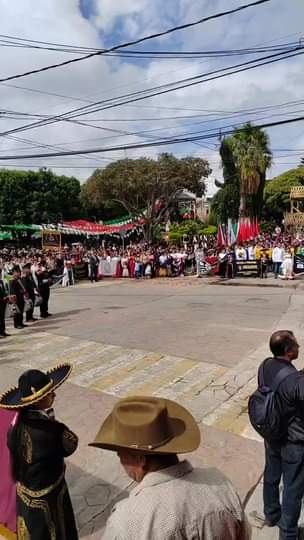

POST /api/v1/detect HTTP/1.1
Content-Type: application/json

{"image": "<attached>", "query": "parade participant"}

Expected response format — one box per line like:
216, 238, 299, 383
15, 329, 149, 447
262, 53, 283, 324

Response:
36, 261, 52, 318
22, 263, 37, 322
0, 270, 9, 338
0, 364, 79, 540
91, 396, 250, 540
9, 266, 27, 330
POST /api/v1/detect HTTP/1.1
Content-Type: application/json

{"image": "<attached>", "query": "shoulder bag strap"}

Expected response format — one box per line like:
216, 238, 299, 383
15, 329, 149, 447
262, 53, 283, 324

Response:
269, 363, 295, 392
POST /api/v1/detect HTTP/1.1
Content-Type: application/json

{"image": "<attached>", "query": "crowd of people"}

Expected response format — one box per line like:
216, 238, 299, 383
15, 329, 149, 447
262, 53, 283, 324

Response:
1, 229, 304, 290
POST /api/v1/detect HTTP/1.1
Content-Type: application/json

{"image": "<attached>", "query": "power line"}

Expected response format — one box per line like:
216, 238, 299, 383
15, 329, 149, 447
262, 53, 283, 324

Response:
0, 114, 303, 160
0, 0, 271, 83
1, 46, 302, 138
0, 35, 298, 59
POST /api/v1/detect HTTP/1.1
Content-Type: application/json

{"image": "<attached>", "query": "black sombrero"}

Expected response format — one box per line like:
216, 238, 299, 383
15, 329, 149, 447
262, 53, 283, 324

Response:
0, 363, 72, 409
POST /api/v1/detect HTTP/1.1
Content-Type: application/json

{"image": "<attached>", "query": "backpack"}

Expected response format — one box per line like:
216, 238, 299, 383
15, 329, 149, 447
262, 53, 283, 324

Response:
248, 358, 294, 442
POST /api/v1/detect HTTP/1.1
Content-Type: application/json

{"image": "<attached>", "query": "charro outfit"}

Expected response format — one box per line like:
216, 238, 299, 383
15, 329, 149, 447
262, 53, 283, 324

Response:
8, 409, 78, 540
0, 364, 78, 540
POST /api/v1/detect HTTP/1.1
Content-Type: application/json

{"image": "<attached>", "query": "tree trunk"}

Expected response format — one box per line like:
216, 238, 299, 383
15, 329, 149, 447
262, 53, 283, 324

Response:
239, 192, 246, 218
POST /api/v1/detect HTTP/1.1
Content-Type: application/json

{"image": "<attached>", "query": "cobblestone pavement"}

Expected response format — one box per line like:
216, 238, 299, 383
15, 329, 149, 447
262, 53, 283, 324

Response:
1, 279, 304, 538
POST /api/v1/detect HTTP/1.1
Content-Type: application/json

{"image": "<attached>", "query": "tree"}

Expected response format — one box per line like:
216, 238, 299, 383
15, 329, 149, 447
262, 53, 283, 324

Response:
263, 167, 304, 222
211, 138, 239, 223
82, 153, 211, 241
211, 124, 272, 222
0, 168, 81, 224
230, 123, 272, 217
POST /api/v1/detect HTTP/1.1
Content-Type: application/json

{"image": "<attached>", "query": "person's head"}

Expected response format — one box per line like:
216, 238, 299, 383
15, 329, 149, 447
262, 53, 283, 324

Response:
269, 330, 299, 361
22, 263, 31, 276
90, 396, 200, 483
117, 450, 178, 482
12, 265, 21, 278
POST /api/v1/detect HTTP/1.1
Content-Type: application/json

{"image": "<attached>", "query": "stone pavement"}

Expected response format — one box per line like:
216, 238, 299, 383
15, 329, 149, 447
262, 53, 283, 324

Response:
1, 279, 304, 538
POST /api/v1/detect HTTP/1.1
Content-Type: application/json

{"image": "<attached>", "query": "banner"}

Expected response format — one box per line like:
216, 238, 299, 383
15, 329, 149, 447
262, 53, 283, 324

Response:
42, 230, 61, 250
294, 252, 304, 274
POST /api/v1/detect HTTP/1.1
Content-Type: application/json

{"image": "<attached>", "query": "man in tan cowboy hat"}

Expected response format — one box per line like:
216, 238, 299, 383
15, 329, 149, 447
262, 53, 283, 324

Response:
0, 364, 79, 540
91, 396, 251, 540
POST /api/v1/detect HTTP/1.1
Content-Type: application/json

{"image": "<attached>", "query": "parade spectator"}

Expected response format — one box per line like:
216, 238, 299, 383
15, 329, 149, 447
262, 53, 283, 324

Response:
89, 250, 99, 283
272, 243, 285, 278
91, 396, 250, 540
261, 331, 303, 540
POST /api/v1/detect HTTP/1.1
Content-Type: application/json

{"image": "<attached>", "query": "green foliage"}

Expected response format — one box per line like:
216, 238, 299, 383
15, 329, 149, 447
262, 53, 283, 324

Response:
82, 153, 211, 241
168, 220, 215, 242
201, 225, 217, 235
263, 167, 304, 221
0, 168, 81, 224
212, 124, 272, 221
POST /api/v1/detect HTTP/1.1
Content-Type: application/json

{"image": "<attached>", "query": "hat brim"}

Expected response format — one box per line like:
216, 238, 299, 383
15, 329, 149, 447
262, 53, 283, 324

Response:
0, 364, 72, 409
89, 398, 200, 454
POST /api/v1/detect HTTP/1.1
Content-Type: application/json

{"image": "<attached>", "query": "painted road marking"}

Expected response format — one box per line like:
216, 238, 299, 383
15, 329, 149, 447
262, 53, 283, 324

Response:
2, 331, 255, 440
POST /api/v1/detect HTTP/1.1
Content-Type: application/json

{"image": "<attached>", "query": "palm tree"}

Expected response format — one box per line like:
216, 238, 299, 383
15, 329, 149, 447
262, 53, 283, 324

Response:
230, 123, 272, 218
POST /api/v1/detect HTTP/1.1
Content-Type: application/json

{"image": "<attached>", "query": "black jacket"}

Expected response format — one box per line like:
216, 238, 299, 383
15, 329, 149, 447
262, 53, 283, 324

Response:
9, 278, 25, 305
263, 357, 304, 443
0, 279, 7, 301
22, 275, 36, 300
7, 409, 78, 490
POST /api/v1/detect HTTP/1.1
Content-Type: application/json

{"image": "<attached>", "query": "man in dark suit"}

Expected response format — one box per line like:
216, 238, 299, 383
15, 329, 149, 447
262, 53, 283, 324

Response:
36, 262, 51, 318
89, 251, 99, 283
0, 275, 9, 338
22, 263, 37, 322
9, 266, 27, 329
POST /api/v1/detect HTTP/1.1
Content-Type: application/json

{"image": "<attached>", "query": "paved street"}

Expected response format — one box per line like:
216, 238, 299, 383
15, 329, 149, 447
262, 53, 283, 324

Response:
1, 278, 304, 539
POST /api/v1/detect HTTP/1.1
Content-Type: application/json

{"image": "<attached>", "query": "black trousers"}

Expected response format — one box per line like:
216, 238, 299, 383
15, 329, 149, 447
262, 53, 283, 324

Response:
0, 300, 6, 334
90, 265, 98, 282
40, 288, 50, 317
14, 299, 24, 328
26, 295, 35, 321
264, 441, 304, 540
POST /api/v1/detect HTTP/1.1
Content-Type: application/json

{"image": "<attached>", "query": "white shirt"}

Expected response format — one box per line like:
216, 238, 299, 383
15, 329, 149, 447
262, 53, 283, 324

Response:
272, 247, 285, 263
102, 460, 251, 540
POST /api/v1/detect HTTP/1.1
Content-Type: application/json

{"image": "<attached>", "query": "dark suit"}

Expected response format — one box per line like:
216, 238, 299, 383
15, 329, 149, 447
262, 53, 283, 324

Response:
89, 255, 99, 282
7, 409, 78, 540
9, 278, 24, 328
0, 279, 7, 335
37, 271, 50, 317
22, 274, 36, 321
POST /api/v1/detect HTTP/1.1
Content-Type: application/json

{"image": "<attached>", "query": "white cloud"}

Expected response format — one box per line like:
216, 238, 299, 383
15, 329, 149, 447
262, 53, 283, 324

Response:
0, 0, 303, 183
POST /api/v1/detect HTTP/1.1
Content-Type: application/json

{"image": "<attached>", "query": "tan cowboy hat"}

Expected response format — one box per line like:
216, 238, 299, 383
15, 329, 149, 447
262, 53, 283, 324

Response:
90, 396, 200, 454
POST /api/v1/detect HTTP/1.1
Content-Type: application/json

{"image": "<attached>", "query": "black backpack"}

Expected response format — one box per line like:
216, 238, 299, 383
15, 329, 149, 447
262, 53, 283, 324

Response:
248, 358, 294, 442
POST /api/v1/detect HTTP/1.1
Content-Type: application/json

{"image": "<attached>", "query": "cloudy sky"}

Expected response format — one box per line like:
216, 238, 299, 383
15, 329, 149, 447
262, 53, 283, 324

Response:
0, 0, 303, 195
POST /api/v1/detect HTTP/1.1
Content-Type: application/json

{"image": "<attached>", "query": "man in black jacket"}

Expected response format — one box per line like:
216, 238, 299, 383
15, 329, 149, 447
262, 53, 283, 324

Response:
262, 330, 302, 540
9, 266, 27, 329
0, 275, 9, 337
22, 263, 37, 322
